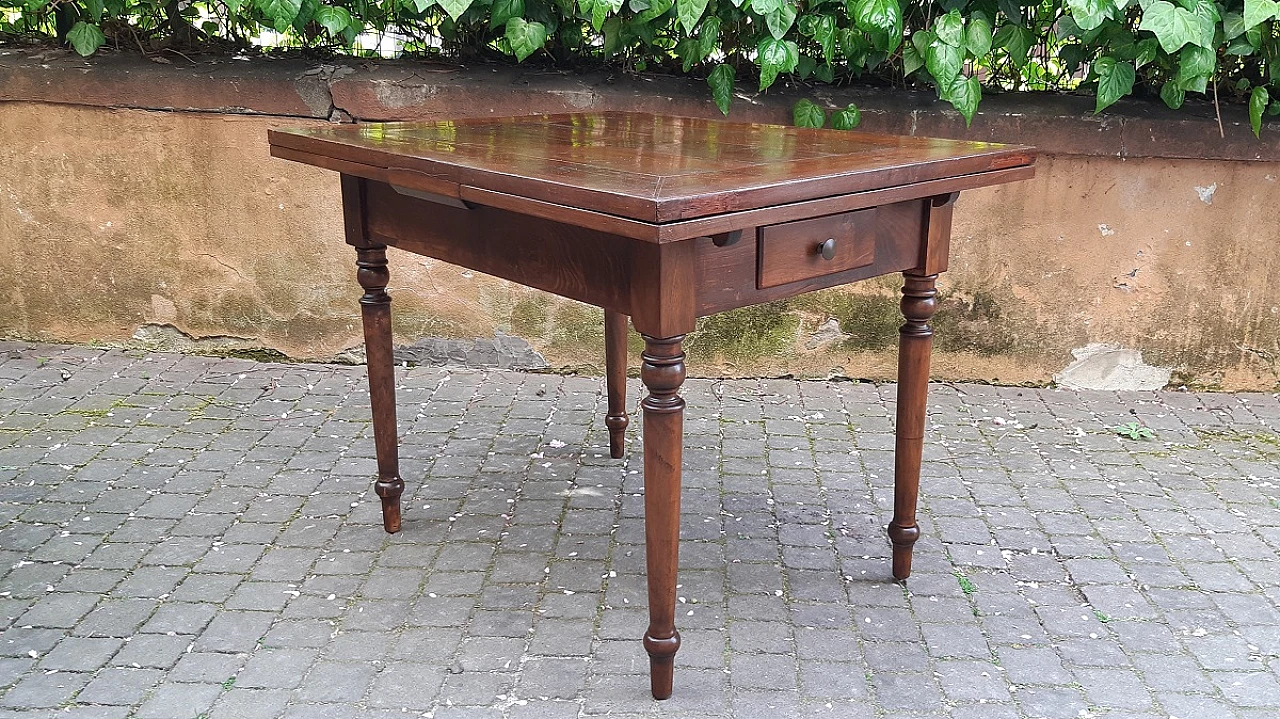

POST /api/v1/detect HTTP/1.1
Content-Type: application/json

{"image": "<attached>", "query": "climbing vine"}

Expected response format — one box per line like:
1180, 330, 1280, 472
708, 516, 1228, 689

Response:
2, 0, 1277, 133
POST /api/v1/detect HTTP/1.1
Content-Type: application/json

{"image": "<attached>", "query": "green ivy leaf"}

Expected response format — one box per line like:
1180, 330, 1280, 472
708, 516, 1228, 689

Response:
1139, 1, 1201, 53
438, 0, 473, 19
934, 9, 964, 47
750, 0, 781, 14
814, 63, 835, 82
849, 0, 901, 36
1134, 37, 1159, 68
1175, 43, 1215, 90
1160, 79, 1185, 108
911, 29, 933, 55
766, 3, 798, 39
635, 0, 671, 21
758, 36, 800, 90
676, 37, 701, 72
1222, 11, 1247, 39
293, 0, 319, 32
965, 12, 993, 57
804, 14, 837, 63
1066, 0, 1114, 31
66, 21, 105, 56
1250, 86, 1270, 137
601, 14, 623, 54
1093, 56, 1135, 112
255, 0, 302, 30
697, 16, 721, 57
795, 54, 816, 80
1226, 34, 1259, 55
993, 24, 1033, 68
505, 17, 547, 60
314, 5, 352, 33
580, 0, 623, 31
1243, 0, 1279, 28
1059, 43, 1087, 74
830, 103, 861, 129
903, 43, 924, 75
677, 0, 708, 34
925, 37, 963, 85
793, 99, 826, 128
84, 0, 105, 21
707, 63, 735, 114
489, 0, 523, 27
1184, 0, 1218, 47
942, 75, 981, 126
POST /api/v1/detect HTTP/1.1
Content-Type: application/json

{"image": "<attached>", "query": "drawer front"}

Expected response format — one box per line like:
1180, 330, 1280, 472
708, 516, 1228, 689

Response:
757, 208, 878, 289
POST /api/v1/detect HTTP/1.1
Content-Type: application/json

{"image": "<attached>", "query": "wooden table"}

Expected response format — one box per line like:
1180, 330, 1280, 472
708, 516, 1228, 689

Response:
268, 113, 1034, 699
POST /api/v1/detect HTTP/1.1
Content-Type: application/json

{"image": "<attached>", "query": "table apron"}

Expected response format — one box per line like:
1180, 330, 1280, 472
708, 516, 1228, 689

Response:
357, 178, 937, 320
362, 178, 640, 314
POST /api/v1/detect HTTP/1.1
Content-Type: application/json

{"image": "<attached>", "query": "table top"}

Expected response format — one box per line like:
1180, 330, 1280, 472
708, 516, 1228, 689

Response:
269, 112, 1034, 223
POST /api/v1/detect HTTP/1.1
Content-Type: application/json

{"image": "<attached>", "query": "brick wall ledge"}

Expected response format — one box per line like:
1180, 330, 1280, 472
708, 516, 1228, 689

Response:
2, 47, 1277, 162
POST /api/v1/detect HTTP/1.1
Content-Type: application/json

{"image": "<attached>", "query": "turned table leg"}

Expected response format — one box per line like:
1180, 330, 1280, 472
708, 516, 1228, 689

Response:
889, 272, 938, 580
604, 310, 630, 459
639, 334, 685, 699
356, 245, 404, 534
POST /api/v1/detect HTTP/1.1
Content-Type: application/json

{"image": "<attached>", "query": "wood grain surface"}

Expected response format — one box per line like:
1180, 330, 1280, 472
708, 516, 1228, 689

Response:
270, 112, 1034, 223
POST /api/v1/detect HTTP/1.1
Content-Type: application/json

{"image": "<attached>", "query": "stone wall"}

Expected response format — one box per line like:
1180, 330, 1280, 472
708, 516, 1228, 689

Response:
2, 50, 1278, 389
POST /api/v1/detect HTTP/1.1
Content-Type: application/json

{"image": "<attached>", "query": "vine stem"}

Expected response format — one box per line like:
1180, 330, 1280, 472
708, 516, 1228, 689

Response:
1212, 76, 1224, 139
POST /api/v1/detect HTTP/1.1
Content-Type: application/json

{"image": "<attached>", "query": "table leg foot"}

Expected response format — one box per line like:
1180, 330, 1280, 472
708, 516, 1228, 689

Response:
357, 245, 405, 536
377, 490, 402, 534
640, 333, 685, 700
888, 522, 920, 581
890, 271, 937, 581
604, 310, 630, 460
643, 631, 680, 700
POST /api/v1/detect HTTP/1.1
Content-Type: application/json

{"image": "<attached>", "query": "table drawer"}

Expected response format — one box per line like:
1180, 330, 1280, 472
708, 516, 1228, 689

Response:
757, 208, 878, 289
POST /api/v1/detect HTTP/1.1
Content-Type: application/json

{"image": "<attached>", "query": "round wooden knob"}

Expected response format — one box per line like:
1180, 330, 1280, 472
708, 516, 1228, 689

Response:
819, 238, 836, 260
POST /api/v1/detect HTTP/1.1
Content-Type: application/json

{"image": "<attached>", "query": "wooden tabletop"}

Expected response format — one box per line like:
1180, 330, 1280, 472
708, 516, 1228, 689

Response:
269, 112, 1034, 223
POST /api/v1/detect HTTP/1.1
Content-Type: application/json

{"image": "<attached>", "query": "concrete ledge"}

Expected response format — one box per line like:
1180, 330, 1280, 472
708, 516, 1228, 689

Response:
2, 47, 1278, 161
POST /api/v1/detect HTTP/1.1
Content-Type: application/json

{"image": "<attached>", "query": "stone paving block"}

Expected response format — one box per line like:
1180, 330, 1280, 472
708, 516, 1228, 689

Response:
366, 663, 447, 709
920, 622, 991, 660
5, 348, 1280, 717
236, 648, 320, 690
1074, 666, 1156, 711
76, 666, 164, 705
517, 657, 588, 699
0, 659, 32, 689
1211, 670, 1280, 706
72, 598, 158, 638
997, 646, 1073, 685
439, 671, 517, 706
798, 660, 867, 699
16, 592, 100, 629
110, 633, 192, 669
169, 652, 245, 684
194, 610, 277, 653
170, 573, 242, 603
0, 670, 91, 709
871, 671, 946, 712
1015, 685, 1090, 719
134, 681, 224, 719
729, 652, 798, 690
210, 687, 293, 719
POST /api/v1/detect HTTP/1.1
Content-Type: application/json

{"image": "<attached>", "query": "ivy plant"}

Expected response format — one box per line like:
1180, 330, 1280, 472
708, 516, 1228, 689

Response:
2, 0, 1276, 133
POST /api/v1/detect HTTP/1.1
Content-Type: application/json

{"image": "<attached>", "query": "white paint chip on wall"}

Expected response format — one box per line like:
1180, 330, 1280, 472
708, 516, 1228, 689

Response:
1054, 343, 1173, 391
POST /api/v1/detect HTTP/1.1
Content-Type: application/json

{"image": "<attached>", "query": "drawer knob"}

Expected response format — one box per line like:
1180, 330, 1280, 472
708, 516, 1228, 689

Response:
818, 238, 837, 260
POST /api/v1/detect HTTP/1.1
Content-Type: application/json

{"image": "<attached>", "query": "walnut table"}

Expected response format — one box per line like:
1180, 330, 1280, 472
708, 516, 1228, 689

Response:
268, 113, 1035, 699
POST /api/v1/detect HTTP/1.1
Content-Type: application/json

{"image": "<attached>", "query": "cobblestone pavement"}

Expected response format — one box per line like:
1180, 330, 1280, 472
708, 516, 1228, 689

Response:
1, 341, 1279, 719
